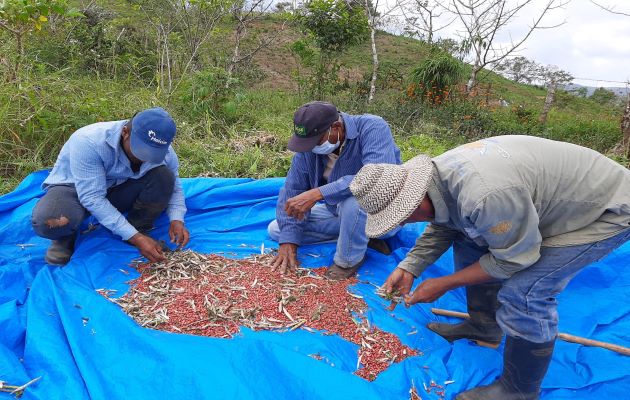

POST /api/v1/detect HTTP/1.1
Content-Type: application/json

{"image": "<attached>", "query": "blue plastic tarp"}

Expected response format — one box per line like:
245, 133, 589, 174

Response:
1, 172, 629, 399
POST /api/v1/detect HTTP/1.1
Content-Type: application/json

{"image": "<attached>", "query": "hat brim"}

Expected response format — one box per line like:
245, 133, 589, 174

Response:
130, 130, 169, 164
287, 133, 324, 152
365, 156, 433, 238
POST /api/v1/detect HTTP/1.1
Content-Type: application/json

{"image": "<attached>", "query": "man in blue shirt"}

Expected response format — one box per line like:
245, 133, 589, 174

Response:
31, 107, 189, 265
268, 101, 401, 280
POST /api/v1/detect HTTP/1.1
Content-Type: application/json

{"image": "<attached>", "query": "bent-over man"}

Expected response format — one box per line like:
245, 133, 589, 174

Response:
350, 135, 630, 399
32, 107, 190, 265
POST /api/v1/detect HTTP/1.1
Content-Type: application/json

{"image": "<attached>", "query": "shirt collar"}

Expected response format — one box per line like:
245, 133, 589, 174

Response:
426, 167, 450, 224
339, 112, 359, 140
106, 120, 136, 170
105, 120, 127, 150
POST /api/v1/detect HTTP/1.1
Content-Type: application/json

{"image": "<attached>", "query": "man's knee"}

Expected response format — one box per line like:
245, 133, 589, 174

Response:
267, 220, 280, 241
338, 196, 363, 215
496, 283, 558, 342
140, 166, 175, 204
31, 194, 84, 239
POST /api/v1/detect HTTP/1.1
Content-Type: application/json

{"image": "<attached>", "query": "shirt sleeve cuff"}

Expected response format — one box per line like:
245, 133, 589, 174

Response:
318, 181, 351, 204
116, 223, 139, 242
478, 253, 511, 279
397, 258, 430, 278
278, 230, 302, 246
167, 207, 187, 223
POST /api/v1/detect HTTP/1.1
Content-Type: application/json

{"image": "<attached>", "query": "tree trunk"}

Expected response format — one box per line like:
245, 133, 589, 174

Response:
368, 26, 378, 104
227, 19, 245, 86
539, 82, 556, 124
622, 93, 630, 165
467, 66, 479, 92
466, 53, 482, 92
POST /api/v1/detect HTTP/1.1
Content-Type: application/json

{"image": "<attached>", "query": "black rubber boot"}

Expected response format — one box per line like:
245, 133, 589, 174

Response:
45, 235, 76, 265
367, 238, 391, 255
126, 200, 167, 233
456, 336, 556, 400
427, 282, 503, 348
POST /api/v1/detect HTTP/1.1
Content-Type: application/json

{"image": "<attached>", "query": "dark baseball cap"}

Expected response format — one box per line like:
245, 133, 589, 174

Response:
288, 101, 339, 152
130, 107, 176, 163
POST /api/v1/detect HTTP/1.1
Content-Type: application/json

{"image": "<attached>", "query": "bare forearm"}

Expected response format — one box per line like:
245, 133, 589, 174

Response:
405, 260, 497, 305
442, 261, 495, 290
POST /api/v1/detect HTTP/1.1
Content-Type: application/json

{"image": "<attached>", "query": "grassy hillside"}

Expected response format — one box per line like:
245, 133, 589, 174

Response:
0, 6, 626, 194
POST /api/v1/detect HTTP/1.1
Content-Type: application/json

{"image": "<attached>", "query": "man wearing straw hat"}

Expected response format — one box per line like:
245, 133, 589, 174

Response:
268, 101, 401, 280
350, 135, 630, 400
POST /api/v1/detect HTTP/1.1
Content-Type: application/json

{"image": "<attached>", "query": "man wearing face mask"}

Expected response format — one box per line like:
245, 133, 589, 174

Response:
267, 101, 401, 279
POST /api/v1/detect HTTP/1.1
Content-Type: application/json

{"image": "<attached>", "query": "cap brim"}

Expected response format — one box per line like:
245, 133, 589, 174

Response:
365, 156, 433, 238
130, 131, 168, 164
287, 133, 324, 152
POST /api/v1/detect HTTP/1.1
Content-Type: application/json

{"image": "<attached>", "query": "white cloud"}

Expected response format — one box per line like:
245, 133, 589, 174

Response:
382, 0, 630, 87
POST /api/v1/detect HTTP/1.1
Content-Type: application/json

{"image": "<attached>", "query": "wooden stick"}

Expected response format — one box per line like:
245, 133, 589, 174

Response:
431, 308, 470, 319
430, 308, 630, 357
557, 333, 630, 356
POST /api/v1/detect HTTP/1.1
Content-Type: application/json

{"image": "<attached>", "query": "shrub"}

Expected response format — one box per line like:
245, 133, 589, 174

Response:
409, 50, 464, 105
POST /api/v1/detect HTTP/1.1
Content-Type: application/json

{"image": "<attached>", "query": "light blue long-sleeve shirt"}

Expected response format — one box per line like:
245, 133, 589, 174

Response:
43, 120, 187, 240
276, 112, 401, 245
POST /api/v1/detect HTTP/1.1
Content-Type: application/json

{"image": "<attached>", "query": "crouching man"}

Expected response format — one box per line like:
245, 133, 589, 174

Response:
32, 107, 190, 265
350, 135, 630, 399
268, 101, 401, 280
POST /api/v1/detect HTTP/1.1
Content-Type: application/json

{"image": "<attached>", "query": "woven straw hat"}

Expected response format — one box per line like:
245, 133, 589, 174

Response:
350, 155, 434, 238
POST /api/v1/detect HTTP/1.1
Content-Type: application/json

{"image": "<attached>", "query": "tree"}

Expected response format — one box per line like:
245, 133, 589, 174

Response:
295, 0, 369, 99
590, 0, 630, 16
298, 0, 369, 53
449, 0, 567, 91
538, 64, 573, 124
362, 0, 397, 103
226, 0, 287, 85
136, 0, 233, 97
398, 0, 454, 44
591, 0, 630, 164
494, 55, 540, 84
0, 0, 77, 80
570, 86, 588, 98
622, 90, 630, 165
590, 87, 618, 105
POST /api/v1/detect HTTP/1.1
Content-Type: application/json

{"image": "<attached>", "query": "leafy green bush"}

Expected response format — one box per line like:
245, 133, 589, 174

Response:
409, 50, 464, 104
179, 67, 244, 123
540, 112, 620, 153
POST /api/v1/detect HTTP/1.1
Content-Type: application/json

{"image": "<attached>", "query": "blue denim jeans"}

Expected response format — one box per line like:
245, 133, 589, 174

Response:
31, 165, 174, 240
454, 229, 630, 343
268, 197, 399, 268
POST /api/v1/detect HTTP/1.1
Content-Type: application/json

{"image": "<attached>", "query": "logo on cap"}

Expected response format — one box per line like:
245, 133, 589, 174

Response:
148, 130, 167, 145
294, 124, 307, 137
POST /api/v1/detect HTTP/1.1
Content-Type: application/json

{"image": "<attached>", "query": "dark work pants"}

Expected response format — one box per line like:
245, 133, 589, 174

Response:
31, 166, 175, 240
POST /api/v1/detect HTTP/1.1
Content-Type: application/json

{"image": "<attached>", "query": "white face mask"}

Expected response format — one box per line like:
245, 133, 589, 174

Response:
312, 129, 340, 155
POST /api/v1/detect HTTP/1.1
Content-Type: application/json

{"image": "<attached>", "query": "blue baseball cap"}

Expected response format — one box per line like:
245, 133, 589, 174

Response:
130, 107, 176, 163
289, 101, 339, 152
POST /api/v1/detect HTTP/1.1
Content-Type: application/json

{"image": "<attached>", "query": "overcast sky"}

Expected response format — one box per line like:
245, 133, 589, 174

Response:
511, 0, 630, 87
385, 0, 630, 88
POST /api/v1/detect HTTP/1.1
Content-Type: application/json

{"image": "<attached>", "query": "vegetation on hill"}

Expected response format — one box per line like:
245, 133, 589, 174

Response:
0, 0, 626, 195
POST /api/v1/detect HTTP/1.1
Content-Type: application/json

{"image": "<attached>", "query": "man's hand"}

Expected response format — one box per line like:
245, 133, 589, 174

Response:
382, 268, 415, 297
404, 277, 451, 305
285, 189, 323, 220
128, 232, 166, 263
271, 243, 299, 274
169, 220, 190, 248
